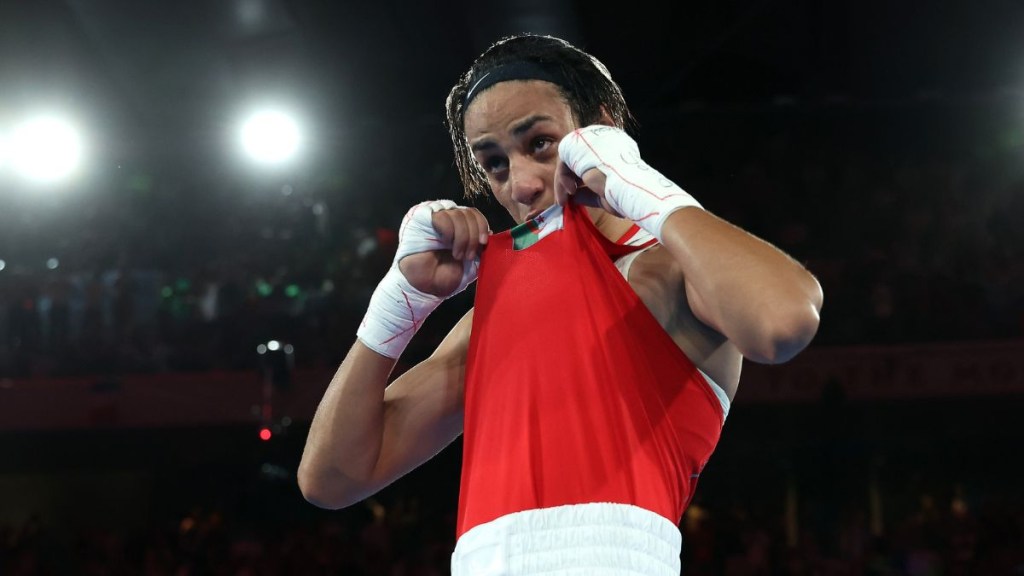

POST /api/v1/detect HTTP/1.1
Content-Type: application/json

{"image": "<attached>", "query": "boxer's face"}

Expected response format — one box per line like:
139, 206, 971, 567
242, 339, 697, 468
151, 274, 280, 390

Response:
464, 80, 577, 225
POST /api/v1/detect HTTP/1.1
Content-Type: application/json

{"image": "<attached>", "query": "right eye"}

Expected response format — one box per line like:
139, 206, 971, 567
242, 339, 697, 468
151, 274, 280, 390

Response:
480, 156, 508, 175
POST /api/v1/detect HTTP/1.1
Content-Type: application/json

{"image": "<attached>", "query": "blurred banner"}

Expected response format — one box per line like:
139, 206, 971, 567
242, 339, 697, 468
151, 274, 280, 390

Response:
740, 339, 1024, 402
2, 340, 1022, 431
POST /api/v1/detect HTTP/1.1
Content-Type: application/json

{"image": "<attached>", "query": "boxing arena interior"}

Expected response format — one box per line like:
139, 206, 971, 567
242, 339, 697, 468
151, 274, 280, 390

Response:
1, 0, 1022, 574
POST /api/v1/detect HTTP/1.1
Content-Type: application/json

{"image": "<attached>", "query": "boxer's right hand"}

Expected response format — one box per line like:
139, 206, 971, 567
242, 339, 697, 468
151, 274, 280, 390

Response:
358, 200, 487, 358
397, 202, 489, 298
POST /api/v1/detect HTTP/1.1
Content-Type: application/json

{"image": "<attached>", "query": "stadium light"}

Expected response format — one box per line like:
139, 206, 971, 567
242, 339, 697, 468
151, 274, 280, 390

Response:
237, 0, 265, 28
8, 115, 84, 184
0, 132, 8, 171
239, 108, 302, 166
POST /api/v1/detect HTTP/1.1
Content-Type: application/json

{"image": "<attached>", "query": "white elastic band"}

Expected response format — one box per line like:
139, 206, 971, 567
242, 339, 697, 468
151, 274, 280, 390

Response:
558, 126, 702, 242
452, 503, 681, 576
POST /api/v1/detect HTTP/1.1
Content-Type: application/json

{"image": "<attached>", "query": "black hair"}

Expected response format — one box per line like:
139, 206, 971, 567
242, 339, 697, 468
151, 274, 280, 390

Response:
445, 34, 635, 198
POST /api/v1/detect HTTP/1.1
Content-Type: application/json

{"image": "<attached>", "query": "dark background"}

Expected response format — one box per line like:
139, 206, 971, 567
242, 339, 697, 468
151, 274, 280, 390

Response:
1, 0, 1023, 574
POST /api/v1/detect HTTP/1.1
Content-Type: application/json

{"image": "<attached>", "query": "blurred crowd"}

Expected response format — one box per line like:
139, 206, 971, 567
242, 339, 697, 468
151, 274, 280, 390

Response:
3, 383, 1022, 575
0, 498, 456, 576
2, 474, 1021, 575
4, 100, 1024, 570
1, 103, 1022, 380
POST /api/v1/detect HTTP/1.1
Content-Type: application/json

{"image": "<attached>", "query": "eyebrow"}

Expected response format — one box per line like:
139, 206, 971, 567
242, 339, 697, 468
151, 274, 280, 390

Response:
470, 114, 556, 153
511, 114, 555, 137
471, 140, 498, 153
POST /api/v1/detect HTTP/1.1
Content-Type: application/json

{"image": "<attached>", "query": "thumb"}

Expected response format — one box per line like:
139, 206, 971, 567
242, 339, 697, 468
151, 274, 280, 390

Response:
572, 186, 604, 209
429, 211, 457, 247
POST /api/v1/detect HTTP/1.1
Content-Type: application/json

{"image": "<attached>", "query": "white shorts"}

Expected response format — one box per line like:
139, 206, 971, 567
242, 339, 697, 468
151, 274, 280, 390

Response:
451, 503, 681, 576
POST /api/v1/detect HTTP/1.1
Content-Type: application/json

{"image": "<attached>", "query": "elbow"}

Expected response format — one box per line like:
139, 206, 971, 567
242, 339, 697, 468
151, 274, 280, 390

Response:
297, 461, 359, 511
297, 465, 340, 510
744, 302, 821, 365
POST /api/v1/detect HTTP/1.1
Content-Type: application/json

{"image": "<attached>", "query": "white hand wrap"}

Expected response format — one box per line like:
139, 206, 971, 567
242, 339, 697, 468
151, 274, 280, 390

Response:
356, 200, 479, 359
558, 125, 702, 242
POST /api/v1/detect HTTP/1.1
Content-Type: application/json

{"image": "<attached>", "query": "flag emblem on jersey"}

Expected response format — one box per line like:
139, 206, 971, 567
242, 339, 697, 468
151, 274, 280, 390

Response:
511, 204, 564, 250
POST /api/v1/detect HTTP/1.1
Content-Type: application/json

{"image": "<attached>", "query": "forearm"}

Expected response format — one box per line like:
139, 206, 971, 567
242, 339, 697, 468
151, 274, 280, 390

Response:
298, 340, 395, 509
298, 201, 482, 508
660, 207, 823, 364
557, 126, 823, 362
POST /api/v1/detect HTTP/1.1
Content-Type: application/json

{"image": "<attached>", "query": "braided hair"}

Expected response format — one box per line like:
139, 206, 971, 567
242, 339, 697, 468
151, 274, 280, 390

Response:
445, 34, 635, 198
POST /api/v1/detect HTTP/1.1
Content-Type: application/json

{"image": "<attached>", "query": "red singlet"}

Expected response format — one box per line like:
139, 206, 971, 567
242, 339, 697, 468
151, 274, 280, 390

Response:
457, 202, 724, 537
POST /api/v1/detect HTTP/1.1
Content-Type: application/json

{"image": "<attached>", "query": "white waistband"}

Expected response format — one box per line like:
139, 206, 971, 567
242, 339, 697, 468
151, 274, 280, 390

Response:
452, 503, 681, 576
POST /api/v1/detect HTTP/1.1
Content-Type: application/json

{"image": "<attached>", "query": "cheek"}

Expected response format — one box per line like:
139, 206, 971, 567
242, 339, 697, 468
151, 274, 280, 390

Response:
488, 182, 521, 218
491, 183, 514, 210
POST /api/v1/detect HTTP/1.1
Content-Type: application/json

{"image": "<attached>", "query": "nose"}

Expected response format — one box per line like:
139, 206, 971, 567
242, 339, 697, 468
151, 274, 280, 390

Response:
509, 159, 545, 208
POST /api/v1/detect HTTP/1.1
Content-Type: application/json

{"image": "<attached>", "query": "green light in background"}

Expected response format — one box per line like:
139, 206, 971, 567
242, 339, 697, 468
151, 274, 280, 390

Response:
285, 284, 300, 298
1006, 129, 1024, 148
257, 280, 273, 297
161, 286, 173, 298
175, 278, 191, 292
126, 171, 153, 193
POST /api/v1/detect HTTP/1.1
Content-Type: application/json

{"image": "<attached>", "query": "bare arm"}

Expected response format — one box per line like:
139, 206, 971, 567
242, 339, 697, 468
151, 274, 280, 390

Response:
555, 125, 822, 365
298, 203, 487, 509
660, 207, 823, 364
298, 309, 472, 510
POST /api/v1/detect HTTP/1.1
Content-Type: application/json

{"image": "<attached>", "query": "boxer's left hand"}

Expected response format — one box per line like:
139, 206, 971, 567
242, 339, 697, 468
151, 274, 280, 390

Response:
554, 159, 616, 215
556, 125, 703, 242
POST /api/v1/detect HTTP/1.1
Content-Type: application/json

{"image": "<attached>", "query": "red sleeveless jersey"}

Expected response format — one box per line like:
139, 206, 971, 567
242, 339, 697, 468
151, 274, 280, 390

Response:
456, 202, 724, 537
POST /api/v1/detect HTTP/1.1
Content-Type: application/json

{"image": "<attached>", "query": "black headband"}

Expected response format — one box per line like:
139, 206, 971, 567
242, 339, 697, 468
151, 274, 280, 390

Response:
463, 60, 571, 108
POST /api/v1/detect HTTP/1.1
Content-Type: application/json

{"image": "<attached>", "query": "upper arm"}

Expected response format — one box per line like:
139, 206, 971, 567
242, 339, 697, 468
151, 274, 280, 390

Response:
369, 308, 473, 489
626, 247, 742, 400
679, 276, 742, 400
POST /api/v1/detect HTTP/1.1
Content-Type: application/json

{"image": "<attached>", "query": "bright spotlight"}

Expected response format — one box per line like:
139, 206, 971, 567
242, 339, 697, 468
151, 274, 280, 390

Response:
267, 340, 281, 351
46, 258, 59, 270
240, 109, 301, 165
9, 115, 84, 184
238, 0, 265, 27
0, 260, 5, 272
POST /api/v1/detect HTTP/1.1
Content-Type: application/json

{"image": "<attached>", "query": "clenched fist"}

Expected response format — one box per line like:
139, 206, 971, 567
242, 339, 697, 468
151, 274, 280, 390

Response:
397, 202, 489, 298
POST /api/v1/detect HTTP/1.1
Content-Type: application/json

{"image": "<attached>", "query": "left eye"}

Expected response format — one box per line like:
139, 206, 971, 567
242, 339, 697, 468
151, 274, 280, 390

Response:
531, 137, 553, 152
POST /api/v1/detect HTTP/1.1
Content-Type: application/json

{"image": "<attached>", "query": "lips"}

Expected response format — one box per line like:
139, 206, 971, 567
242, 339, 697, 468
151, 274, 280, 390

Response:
524, 202, 553, 222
